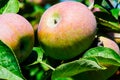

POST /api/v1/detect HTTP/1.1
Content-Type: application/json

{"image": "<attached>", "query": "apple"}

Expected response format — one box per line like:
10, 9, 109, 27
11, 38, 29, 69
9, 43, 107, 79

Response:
0, 13, 34, 62
99, 36, 120, 55
108, 33, 120, 44
37, 1, 97, 60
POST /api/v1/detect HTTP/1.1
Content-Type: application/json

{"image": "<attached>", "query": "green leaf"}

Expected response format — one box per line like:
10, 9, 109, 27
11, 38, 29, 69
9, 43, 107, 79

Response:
101, 0, 111, 9
52, 59, 104, 80
0, 40, 24, 80
94, 4, 109, 13
30, 47, 54, 71
72, 65, 118, 80
84, 0, 94, 9
0, 0, 19, 14
76, 47, 120, 80
36, 70, 44, 80
33, 47, 44, 61
95, 12, 120, 32
110, 8, 120, 19
0, 65, 23, 80
83, 47, 120, 66
53, 77, 73, 80
75, 0, 94, 10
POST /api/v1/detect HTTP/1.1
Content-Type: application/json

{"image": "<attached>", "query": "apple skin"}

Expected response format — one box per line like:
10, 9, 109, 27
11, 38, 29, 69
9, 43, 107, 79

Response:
99, 36, 120, 55
37, 1, 97, 60
0, 13, 34, 62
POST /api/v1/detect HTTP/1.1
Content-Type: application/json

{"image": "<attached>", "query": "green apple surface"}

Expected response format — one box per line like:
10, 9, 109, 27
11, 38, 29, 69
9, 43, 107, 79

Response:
38, 1, 97, 60
0, 13, 34, 62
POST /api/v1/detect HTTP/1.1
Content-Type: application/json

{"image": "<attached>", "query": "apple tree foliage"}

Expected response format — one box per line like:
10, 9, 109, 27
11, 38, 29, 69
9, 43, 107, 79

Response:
0, 0, 120, 80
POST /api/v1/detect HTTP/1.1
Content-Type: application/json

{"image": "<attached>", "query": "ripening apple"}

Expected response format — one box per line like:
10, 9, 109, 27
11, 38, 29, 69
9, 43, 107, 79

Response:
0, 13, 34, 62
99, 36, 120, 55
37, 1, 97, 60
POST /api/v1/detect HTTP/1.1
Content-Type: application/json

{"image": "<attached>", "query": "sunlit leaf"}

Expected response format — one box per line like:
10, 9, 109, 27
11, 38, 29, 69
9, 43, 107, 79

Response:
85, 0, 94, 9
52, 59, 104, 80
0, 0, 19, 14
76, 46, 120, 80
0, 65, 23, 80
0, 40, 24, 80
93, 4, 109, 13
95, 12, 120, 32
83, 47, 120, 66
33, 47, 44, 61
110, 8, 120, 19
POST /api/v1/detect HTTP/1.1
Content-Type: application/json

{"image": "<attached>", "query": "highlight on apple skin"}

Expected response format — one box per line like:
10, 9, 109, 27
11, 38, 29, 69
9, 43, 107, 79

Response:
0, 13, 34, 62
37, 1, 97, 60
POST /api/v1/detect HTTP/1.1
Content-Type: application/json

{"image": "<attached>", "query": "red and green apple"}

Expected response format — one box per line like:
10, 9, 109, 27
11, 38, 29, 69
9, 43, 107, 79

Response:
37, 1, 97, 60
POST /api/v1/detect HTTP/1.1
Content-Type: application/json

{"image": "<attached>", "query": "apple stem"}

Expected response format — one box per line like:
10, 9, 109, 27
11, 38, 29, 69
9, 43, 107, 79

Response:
27, 60, 55, 71
39, 60, 55, 71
